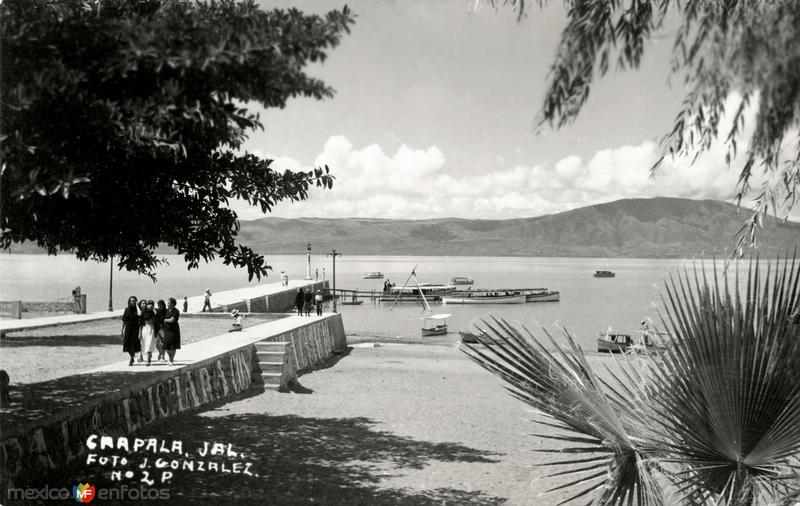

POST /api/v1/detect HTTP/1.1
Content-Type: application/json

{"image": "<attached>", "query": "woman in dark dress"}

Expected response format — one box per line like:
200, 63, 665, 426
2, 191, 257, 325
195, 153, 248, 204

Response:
303, 288, 313, 316
294, 288, 304, 315
155, 300, 167, 362
162, 297, 181, 366
122, 296, 142, 366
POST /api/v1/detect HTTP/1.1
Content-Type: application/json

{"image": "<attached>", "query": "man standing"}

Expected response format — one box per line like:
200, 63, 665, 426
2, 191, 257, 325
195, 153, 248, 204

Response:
202, 289, 212, 312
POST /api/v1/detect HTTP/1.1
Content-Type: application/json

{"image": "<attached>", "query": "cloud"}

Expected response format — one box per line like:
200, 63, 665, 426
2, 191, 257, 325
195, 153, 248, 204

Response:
229, 93, 794, 220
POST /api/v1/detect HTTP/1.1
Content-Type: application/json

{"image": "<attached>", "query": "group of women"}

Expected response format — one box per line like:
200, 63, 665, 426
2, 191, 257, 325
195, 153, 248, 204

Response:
121, 296, 181, 366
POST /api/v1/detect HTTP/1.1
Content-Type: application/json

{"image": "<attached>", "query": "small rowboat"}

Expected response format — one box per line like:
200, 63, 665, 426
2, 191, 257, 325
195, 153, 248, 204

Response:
362, 272, 384, 279
597, 331, 632, 353
594, 270, 615, 278
442, 292, 525, 304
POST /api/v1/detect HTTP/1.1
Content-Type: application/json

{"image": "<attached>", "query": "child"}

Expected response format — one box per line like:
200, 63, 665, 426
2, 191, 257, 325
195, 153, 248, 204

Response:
229, 309, 243, 332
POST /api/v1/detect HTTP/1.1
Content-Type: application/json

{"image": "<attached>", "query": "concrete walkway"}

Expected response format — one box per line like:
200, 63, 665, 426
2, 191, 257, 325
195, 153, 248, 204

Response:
0, 312, 333, 434
0, 279, 322, 335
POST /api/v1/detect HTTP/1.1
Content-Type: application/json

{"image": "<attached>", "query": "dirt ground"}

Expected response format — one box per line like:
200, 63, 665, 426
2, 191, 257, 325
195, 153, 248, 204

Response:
50, 343, 593, 505
0, 314, 284, 384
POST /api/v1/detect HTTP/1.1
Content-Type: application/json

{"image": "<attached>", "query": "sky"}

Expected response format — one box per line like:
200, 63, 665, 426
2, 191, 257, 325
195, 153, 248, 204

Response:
232, 0, 762, 221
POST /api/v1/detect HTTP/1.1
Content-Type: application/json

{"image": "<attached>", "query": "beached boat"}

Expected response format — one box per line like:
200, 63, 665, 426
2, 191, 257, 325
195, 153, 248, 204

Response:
594, 270, 615, 278
442, 291, 525, 305
362, 272, 384, 279
421, 313, 450, 336
449, 276, 474, 285
597, 331, 632, 353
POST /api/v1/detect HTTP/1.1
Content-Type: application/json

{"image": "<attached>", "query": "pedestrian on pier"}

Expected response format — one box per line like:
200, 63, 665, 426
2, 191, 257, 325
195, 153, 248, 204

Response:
281, 271, 288, 286
303, 288, 314, 316
314, 290, 323, 316
155, 300, 167, 362
182, 296, 188, 313
294, 288, 304, 316
162, 297, 181, 366
121, 296, 142, 366
202, 289, 212, 312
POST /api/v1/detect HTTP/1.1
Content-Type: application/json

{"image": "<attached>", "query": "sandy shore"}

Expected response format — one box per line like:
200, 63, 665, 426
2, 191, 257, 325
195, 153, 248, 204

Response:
51, 342, 589, 505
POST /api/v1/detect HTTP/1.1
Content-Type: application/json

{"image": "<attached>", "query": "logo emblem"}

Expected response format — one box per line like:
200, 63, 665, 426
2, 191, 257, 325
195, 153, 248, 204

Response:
73, 483, 96, 503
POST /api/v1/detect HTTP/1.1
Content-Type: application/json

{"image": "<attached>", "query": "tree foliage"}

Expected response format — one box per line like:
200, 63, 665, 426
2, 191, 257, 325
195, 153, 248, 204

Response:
489, 0, 800, 252
0, 0, 353, 279
461, 256, 800, 504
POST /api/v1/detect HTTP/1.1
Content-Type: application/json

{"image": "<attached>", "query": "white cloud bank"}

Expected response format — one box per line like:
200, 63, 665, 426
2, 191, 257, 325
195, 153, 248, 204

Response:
231, 135, 751, 220
232, 94, 797, 220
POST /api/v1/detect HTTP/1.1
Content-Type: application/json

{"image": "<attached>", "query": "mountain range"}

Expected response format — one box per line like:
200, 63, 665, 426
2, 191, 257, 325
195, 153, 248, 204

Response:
236, 197, 800, 258
8, 197, 800, 258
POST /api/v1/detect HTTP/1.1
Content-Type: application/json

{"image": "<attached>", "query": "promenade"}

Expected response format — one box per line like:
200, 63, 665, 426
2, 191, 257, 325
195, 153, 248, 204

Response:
0, 279, 322, 336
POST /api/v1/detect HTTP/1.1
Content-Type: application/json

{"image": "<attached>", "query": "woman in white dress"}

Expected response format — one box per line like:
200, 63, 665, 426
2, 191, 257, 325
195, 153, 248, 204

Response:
140, 300, 159, 366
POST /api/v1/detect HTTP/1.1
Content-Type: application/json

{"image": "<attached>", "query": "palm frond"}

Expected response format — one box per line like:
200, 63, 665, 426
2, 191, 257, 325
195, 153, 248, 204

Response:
459, 255, 800, 504
459, 317, 664, 505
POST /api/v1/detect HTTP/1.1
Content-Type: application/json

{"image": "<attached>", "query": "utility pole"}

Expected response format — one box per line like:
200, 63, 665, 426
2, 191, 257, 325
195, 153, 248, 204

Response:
108, 255, 114, 311
305, 243, 313, 280
327, 249, 341, 313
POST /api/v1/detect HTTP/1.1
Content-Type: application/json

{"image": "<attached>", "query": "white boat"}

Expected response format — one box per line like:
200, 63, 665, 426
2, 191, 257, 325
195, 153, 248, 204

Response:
362, 272, 384, 279
442, 291, 525, 304
449, 276, 474, 285
421, 313, 451, 336
390, 283, 455, 296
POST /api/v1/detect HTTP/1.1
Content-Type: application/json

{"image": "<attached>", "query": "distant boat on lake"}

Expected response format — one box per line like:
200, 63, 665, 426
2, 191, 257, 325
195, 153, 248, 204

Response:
362, 272, 384, 279
442, 291, 525, 305
594, 270, 616, 278
449, 276, 474, 285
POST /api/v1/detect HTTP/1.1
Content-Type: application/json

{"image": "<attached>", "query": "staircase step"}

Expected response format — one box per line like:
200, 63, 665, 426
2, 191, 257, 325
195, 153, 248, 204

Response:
258, 361, 284, 373
256, 351, 285, 359
255, 341, 289, 350
261, 372, 282, 385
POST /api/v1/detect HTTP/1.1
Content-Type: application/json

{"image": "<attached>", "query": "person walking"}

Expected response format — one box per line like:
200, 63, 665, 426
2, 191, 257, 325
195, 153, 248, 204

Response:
314, 290, 323, 316
202, 289, 212, 312
182, 296, 188, 313
140, 300, 158, 366
137, 299, 147, 362
294, 288, 304, 315
121, 296, 142, 366
303, 288, 314, 317
162, 298, 181, 366
155, 300, 167, 362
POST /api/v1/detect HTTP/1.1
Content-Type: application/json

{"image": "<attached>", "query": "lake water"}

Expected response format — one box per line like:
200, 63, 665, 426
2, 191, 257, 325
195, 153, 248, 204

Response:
0, 253, 710, 349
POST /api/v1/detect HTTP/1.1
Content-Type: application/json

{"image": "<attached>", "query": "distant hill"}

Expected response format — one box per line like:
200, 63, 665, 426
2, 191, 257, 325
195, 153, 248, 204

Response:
8, 198, 800, 257
233, 197, 800, 258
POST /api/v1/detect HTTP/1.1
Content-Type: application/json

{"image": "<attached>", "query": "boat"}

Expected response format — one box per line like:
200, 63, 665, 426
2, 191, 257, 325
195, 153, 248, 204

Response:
389, 283, 456, 296
597, 331, 632, 353
519, 288, 560, 302
594, 270, 615, 278
362, 272, 384, 279
449, 276, 474, 285
421, 313, 450, 336
442, 291, 525, 304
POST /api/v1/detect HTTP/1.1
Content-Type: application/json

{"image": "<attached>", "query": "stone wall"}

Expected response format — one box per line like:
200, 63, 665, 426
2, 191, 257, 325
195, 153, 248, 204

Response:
212, 281, 329, 314
0, 301, 22, 319
0, 313, 346, 492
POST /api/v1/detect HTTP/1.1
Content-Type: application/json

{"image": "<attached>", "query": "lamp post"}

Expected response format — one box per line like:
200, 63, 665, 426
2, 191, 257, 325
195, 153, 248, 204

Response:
108, 255, 114, 311
327, 249, 341, 313
305, 243, 313, 280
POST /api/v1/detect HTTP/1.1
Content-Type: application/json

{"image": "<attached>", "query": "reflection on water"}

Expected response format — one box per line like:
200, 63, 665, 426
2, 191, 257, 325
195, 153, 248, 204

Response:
0, 253, 731, 350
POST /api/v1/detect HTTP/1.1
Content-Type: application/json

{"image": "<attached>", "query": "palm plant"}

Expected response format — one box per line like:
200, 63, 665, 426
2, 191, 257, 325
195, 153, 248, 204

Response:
460, 257, 800, 505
